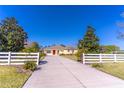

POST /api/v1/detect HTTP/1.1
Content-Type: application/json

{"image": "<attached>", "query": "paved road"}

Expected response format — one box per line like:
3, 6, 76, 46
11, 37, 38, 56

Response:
23, 56, 124, 88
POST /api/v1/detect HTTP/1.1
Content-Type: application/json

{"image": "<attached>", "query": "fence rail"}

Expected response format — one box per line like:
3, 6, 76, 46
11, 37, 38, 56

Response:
0, 52, 40, 65
82, 53, 124, 64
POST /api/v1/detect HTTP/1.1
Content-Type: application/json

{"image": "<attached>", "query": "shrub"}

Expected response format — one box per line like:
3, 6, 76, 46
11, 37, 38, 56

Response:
92, 63, 103, 68
75, 49, 84, 61
59, 54, 65, 56
39, 52, 46, 59
23, 62, 37, 71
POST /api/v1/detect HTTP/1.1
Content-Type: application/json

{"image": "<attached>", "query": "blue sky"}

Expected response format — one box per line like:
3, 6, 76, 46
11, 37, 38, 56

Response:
0, 5, 124, 49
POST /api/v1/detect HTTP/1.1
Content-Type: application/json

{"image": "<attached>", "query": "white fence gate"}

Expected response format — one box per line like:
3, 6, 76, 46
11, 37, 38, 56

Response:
0, 52, 40, 65
82, 53, 124, 64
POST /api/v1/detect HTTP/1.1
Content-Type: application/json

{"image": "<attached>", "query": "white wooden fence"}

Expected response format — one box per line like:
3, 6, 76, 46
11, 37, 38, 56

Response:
82, 53, 124, 64
0, 52, 40, 65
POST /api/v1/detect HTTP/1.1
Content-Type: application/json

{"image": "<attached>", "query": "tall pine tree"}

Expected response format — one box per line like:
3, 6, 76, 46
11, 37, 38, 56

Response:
78, 26, 100, 53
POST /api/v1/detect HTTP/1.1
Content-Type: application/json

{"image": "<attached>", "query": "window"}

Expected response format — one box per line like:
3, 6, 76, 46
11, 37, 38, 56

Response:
68, 49, 70, 52
47, 50, 51, 53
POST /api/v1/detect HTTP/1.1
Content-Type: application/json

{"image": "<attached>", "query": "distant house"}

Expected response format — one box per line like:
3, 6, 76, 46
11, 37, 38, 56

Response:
43, 45, 77, 55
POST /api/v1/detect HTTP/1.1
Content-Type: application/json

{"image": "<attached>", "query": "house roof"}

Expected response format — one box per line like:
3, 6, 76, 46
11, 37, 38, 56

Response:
43, 45, 76, 50
64, 46, 76, 50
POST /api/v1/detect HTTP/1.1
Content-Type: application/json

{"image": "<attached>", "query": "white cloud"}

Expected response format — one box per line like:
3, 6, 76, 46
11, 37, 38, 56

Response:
120, 12, 124, 17
116, 21, 124, 27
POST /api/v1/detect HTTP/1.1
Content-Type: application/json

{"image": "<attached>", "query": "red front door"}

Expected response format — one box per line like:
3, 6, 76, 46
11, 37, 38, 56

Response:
53, 50, 56, 55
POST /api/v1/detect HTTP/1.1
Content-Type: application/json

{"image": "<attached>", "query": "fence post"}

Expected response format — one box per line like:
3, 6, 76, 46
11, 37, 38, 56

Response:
36, 52, 40, 65
99, 53, 102, 63
8, 52, 11, 65
83, 53, 85, 64
114, 54, 117, 63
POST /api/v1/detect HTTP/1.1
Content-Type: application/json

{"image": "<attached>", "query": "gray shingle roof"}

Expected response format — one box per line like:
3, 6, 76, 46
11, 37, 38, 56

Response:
44, 45, 76, 50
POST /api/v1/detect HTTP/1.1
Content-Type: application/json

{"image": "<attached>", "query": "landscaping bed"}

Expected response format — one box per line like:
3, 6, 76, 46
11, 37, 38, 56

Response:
0, 65, 32, 88
92, 63, 124, 80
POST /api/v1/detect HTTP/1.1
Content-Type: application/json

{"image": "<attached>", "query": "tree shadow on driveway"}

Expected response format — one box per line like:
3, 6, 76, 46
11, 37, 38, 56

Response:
39, 60, 48, 65
35, 61, 48, 71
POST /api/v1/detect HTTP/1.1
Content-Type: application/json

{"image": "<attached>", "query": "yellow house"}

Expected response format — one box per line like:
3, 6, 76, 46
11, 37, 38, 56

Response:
44, 45, 77, 55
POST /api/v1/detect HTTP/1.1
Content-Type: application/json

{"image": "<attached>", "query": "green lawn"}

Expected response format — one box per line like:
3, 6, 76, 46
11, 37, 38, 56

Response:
0, 66, 31, 88
61, 54, 77, 61
92, 63, 124, 80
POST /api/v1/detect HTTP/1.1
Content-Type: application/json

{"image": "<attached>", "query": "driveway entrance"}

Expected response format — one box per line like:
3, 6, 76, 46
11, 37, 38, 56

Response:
23, 56, 124, 88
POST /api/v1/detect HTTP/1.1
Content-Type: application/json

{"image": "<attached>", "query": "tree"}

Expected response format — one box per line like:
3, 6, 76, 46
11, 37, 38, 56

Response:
22, 42, 46, 59
0, 32, 7, 51
60, 44, 66, 47
100, 45, 120, 53
78, 26, 100, 53
22, 42, 40, 52
0, 17, 27, 52
30, 42, 40, 52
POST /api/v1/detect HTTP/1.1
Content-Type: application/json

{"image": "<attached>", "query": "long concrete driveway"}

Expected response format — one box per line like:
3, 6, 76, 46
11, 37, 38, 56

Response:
23, 56, 124, 88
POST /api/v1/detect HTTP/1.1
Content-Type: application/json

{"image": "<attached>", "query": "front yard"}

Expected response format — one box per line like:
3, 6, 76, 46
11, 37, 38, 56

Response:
0, 66, 32, 88
60, 54, 77, 61
92, 63, 124, 80
61, 54, 124, 80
